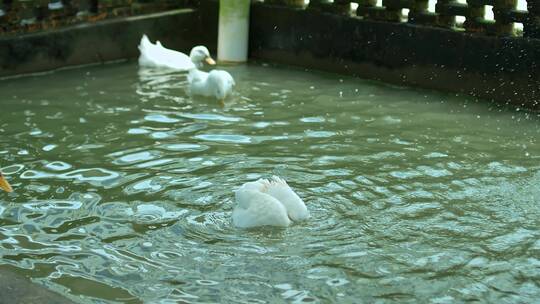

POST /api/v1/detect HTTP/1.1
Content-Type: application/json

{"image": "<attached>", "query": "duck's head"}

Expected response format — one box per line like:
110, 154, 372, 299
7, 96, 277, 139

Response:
0, 173, 13, 193
190, 46, 216, 68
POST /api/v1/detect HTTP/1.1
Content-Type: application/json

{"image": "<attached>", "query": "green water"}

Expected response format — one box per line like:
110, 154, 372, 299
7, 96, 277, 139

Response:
1, 62, 539, 303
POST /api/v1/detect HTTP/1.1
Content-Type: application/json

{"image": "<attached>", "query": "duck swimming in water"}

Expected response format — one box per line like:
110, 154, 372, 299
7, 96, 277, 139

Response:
232, 176, 309, 228
188, 68, 235, 104
138, 34, 216, 70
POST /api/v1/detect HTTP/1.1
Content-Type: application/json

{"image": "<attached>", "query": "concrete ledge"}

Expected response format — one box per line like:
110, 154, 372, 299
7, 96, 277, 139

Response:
0, 9, 214, 77
0, 267, 74, 304
249, 3, 540, 110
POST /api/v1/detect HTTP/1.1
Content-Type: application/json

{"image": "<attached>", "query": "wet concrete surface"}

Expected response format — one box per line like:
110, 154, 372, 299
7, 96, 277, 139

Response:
0, 268, 74, 304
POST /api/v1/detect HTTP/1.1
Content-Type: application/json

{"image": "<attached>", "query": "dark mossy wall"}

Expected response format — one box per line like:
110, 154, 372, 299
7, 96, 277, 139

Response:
248, 3, 540, 110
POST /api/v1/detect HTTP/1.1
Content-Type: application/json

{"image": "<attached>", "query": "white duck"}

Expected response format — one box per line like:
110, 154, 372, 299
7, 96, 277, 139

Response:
188, 68, 235, 104
138, 34, 216, 70
232, 176, 309, 228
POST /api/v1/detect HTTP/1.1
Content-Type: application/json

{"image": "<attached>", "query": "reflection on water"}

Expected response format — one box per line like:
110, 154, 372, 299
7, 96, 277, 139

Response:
1, 62, 540, 303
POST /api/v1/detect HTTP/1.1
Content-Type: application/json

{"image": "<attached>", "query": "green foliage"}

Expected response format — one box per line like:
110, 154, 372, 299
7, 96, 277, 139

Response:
219, 0, 250, 19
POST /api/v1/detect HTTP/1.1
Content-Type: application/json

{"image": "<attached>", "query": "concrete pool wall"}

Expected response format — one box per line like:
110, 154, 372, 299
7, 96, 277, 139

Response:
248, 3, 540, 111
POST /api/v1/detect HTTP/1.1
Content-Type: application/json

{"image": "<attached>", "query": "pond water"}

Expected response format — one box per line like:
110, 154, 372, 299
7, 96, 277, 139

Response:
0, 62, 539, 303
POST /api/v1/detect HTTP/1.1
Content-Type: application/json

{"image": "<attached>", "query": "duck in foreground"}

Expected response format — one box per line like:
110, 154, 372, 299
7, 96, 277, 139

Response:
0, 173, 13, 193
232, 176, 309, 228
138, 34, 216, 70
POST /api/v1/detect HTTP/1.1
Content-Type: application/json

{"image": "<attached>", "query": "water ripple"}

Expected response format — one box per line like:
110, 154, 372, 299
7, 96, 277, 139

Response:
0, 62, 539, 303
193, 134, 253, 144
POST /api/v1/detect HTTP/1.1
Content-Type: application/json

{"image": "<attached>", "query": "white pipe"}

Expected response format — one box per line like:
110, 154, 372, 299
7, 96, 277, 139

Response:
218, 0, 250, 63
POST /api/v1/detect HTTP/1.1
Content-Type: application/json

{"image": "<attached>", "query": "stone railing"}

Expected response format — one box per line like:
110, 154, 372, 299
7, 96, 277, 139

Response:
0, 0, 197, 35
264, 0, 535, 38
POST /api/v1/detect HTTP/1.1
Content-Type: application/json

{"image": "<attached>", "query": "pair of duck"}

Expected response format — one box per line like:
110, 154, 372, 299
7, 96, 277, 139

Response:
138, 35, 235, 104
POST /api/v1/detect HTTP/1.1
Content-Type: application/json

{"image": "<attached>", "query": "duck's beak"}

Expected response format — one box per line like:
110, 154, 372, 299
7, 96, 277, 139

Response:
0, 175, 13, 193
205, 57, 216, 65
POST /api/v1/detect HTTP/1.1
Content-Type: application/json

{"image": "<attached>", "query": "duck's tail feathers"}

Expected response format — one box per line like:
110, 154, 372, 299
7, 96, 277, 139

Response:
270, 175, 288, 186
138, 34, 153, 51
139, 34, 159, 67
258, 176, 288, 190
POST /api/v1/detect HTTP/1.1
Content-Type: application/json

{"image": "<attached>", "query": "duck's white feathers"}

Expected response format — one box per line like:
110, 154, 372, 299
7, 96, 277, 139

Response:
188, 69, 235, 100
138, 34, 195, 70
232, 176, 309, 228
233, 189, 291, 228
